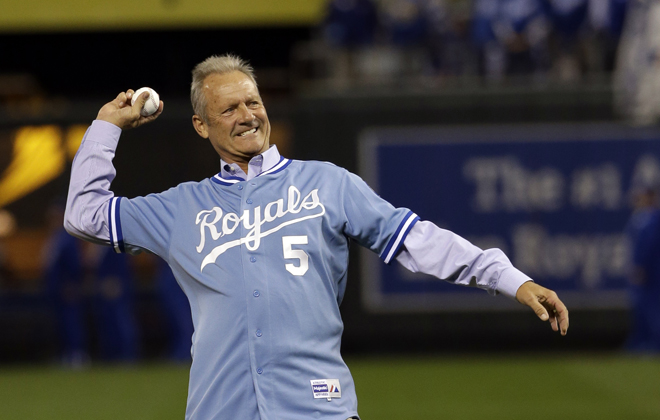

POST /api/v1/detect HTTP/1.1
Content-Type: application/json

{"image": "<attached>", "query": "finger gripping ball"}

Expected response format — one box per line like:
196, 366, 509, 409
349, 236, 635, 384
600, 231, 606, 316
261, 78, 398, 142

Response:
131, 87, 160, 116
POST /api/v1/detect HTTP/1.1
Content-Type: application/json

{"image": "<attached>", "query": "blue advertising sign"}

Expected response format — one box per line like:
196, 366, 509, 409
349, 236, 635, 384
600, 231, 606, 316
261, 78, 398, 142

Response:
359, 124, 660, 312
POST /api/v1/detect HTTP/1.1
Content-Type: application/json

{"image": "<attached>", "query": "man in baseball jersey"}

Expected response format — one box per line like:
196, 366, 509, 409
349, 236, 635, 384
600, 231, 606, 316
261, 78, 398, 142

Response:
65, 54, 569, 420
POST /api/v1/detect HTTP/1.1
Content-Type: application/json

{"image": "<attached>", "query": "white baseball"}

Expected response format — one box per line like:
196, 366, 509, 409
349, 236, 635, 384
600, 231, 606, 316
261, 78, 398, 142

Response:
131, 87, 160, 116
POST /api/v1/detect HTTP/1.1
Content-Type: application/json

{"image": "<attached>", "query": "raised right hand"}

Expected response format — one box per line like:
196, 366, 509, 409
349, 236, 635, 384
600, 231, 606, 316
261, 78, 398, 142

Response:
97, 89, 164, 130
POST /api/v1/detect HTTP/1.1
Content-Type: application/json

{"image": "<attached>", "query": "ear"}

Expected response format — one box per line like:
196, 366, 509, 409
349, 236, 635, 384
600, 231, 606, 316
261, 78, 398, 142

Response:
192, 115, 209, 139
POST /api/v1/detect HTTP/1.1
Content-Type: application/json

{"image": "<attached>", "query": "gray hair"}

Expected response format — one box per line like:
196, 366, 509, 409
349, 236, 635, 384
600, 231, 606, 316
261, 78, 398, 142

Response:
191, 54, 257, 122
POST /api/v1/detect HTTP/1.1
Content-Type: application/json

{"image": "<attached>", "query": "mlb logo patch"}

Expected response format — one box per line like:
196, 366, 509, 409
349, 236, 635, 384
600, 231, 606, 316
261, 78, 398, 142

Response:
310, 379, 341, 400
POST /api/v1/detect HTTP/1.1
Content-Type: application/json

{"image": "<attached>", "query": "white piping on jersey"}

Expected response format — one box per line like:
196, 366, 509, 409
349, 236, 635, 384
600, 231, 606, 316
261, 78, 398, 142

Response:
257, 158, 290, 177
110, 197, 121, 253
383, 213, 418, 264
213, 174, 240, 184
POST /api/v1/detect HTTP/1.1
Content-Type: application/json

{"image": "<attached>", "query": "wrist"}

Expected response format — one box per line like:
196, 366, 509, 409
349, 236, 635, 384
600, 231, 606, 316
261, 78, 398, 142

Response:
96, 114, 123, 129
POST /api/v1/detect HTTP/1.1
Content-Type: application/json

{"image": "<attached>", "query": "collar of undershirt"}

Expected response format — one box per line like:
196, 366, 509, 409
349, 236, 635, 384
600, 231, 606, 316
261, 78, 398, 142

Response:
212, 146, 291, 185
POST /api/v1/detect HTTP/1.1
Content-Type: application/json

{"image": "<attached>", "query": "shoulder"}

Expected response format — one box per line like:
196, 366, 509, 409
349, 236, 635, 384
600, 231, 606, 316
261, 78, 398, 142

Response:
290, 159, 344, 170
289, 160, 360, 189
129, 178, 214, 203
174, 178, 214, 191
288, 159, 350, 177
287, 160, 376, 191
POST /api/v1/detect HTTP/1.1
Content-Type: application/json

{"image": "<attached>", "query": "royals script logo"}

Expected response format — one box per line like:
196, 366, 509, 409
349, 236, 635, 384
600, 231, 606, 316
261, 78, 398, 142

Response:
195, 186, 326, 271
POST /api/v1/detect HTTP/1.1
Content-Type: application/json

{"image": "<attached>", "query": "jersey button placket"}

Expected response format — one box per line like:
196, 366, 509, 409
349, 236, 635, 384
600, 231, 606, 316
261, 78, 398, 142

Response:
241, 183, 269, 391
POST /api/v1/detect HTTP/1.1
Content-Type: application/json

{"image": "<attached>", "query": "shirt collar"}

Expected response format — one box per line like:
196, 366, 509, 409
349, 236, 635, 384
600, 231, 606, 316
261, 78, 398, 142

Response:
220, 145, 281, 181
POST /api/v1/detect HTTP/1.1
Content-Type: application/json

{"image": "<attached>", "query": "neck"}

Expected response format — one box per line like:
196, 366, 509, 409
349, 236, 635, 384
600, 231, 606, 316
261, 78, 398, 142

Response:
236, 162, 249, 173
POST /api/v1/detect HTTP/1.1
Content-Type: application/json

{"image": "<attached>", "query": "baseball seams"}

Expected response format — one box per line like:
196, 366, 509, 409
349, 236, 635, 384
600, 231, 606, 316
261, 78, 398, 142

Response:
132, 87, 159, 116
146, 92, 158, 114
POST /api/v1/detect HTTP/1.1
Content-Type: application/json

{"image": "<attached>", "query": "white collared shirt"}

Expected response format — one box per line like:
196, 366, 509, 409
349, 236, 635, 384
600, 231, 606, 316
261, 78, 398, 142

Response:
220, 145, 281, 181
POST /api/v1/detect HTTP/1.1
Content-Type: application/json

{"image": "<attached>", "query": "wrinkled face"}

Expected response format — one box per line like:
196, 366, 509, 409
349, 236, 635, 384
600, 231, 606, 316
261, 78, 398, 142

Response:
192, 71, 270, 167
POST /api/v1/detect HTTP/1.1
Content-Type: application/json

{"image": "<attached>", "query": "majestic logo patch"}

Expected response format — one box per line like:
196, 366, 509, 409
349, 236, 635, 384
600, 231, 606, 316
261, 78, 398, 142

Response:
313, 384, 328, 393
310, 379, 341, 400
195, 185, 326, 271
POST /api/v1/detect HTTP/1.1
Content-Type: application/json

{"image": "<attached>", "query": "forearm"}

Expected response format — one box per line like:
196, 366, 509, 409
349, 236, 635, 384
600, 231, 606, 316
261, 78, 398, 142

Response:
395, 220, 530, 299
64, 120, 122, 245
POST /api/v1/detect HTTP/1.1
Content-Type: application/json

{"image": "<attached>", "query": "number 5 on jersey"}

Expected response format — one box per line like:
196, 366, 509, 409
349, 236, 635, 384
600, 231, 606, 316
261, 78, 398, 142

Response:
282, 236, 308, 275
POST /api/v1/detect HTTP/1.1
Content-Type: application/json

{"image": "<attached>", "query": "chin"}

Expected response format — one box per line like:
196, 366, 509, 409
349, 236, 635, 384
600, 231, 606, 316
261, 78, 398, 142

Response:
249, 136, 268, 152
233, 130, 268, 154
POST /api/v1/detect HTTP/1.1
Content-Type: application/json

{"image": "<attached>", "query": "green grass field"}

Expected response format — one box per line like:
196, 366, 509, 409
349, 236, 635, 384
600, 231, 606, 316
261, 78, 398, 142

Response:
0, 354, 658, 420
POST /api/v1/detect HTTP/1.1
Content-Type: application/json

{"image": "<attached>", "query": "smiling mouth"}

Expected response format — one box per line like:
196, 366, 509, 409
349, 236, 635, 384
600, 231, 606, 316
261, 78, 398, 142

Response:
237, 127, 258, 137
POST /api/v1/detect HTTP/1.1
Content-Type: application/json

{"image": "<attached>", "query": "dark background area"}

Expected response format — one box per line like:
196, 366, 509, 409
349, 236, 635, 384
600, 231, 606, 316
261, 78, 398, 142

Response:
0, 27, 311, 98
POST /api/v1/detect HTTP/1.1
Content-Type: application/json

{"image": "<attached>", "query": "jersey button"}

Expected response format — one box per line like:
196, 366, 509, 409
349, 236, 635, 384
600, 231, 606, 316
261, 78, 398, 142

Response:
256, 330, 262, 337
250, 256, 257, 263
237, 185, 243, 190
246, 198, 253, 204
253, 290, 260, 297
257, 368, 263, 374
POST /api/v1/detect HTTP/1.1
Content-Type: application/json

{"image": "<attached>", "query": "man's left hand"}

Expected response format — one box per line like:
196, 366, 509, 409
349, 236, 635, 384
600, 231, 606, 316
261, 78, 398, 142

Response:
516, 281, 569, 336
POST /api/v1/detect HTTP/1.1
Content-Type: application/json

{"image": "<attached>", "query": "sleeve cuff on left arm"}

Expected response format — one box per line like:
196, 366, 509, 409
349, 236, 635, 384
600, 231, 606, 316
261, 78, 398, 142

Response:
496, 267, 533, 300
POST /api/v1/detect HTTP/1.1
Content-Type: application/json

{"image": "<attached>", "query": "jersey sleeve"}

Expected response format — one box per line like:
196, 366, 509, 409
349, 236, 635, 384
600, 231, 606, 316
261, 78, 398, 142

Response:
110, 188, 179, 258
64, 119, 177, 259
340, 170, 419, 263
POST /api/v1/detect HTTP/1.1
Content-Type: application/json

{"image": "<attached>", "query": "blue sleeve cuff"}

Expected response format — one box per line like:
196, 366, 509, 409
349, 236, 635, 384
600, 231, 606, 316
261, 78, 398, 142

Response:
381, 211, 419, 264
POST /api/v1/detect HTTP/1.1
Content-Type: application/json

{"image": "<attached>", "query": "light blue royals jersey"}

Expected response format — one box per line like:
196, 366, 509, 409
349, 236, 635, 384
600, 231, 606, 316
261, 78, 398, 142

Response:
108, 157, 419, 420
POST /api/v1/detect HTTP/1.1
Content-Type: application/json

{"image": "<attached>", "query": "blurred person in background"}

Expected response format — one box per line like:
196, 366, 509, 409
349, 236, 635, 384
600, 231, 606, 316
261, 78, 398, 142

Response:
472, 0, 551, 82
92, 246, 139, 362
324, 0, 378, 47
544, 0, 628, 81
544, 0, 588, 82
43, 199, 89, 367
423, 0, 479, 80
624, 179, 660, 353
614, 0, 660, 125
377, 0, 429, 80
155, 256, 193, 362
322, 0, 379, 84
584, 0, 628, 74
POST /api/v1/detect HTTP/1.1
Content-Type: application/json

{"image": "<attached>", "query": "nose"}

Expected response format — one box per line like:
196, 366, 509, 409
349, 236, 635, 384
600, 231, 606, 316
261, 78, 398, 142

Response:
237, 103, 255, 124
